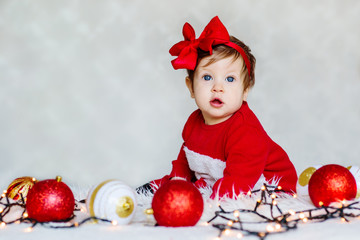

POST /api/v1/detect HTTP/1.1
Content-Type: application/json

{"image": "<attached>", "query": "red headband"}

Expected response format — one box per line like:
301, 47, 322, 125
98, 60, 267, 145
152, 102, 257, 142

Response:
169, 16, 251, 77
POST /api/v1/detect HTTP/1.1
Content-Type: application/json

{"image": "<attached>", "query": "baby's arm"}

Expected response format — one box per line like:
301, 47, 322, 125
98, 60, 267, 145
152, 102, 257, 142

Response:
169, 143, 195, 181
149, 144, 194, 190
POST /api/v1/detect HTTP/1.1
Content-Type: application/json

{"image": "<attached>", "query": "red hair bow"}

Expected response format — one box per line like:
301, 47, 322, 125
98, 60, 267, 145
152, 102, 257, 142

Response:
169, 16, 251, 76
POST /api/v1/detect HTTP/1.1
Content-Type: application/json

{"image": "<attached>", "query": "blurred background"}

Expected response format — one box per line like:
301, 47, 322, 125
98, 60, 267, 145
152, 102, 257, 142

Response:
1, 0, 359, 190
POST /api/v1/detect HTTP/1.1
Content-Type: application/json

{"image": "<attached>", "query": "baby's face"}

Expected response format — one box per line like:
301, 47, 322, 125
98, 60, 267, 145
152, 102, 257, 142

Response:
186, 54, 248, 125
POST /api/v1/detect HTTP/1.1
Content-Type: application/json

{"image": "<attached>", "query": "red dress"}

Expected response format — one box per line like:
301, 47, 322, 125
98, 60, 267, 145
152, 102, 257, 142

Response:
152, 102, 298, 198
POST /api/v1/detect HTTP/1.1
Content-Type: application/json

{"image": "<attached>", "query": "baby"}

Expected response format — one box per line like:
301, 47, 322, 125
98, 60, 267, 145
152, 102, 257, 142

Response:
139, 16, 297, 198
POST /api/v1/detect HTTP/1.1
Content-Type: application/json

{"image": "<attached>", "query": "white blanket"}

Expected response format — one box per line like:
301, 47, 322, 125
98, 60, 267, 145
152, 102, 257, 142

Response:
1, 185, 359, 240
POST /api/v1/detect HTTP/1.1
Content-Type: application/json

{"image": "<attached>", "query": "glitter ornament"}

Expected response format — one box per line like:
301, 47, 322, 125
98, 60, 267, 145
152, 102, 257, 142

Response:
151, 180, 203, 227
6, 176, 37, 201
296, 165, 322, 197
26, 176, 75, 222
86, 180, 137, 225
308, 164, 357, 207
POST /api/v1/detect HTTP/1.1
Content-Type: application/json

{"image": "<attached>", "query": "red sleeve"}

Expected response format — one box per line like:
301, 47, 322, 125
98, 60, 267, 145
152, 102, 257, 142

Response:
168, 111, 199, 181
151, 111, 199, 190
211, 125, 269, 198
264, 142, 297, 193
150, 144, 194, 191
169, 143, 195, 181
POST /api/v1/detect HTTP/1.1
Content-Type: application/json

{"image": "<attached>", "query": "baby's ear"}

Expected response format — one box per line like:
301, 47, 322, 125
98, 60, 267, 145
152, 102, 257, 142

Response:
185, 77, 195, 98
242, 87, 249, 101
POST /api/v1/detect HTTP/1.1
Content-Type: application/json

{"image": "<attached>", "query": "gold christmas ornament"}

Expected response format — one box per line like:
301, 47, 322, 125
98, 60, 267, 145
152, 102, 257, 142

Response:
296, 165, 322, 197
86, 180, 137, 225
6, 176, 37, 201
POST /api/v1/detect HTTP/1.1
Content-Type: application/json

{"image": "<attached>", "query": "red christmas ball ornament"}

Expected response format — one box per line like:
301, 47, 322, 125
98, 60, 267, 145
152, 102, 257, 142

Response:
152, 180, 204, 227
308, 164, 357, 207
26, 176, 75, 222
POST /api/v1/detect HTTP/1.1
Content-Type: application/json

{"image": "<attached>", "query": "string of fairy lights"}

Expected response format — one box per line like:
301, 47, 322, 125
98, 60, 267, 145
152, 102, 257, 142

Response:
1, 184, 360, 239
207, 184, 360, 240
0, 192, 117, 231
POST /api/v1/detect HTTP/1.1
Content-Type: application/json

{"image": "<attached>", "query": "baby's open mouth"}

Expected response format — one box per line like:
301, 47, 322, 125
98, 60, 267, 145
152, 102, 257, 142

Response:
210, 98, 224, 107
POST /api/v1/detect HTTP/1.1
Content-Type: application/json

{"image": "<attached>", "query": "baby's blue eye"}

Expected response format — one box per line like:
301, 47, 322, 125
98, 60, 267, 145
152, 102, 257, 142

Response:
203, 75, 212, 81
226, 76, 235, 82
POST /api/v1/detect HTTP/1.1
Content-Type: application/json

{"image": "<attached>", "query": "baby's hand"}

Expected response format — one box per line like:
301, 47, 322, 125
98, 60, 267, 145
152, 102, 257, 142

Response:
194, 178, 207, 189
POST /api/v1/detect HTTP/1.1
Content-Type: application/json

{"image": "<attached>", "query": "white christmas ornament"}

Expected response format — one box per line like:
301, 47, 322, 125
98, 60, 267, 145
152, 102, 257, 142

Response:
86, 180, 137, 224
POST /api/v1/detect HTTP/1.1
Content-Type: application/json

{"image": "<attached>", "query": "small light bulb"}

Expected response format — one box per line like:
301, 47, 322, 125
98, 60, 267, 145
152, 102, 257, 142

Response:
247, 191, 252, 196
237, 233, 243, 239
24, 227, 33, 232
261, 185, 266, 191
111, 220, 118, 226
271, 193, 276, 199
272, 200, 277, 206
302, 217, 308, 223
266, 224, 274, 232
0, 207, 3, 213
292, 193, 297, 198
319, 201, 324, 207
288, 210, 295, 215
299, 213, 305, 219
341, 218, 346, 222
224, 229, 231, 235
233, 210, 240, 218
23, 212, 29, 218
227, 220, 233, 226
0, 222, 6, 228
258, 232, 266, 238
275, 223, 281, 230
277, 186, 282, 190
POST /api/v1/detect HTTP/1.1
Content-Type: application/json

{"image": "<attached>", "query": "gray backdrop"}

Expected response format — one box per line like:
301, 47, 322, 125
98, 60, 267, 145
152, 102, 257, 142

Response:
1, 0, 360, 189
